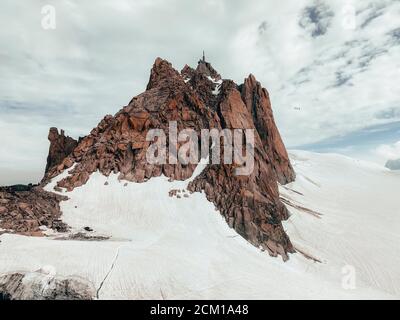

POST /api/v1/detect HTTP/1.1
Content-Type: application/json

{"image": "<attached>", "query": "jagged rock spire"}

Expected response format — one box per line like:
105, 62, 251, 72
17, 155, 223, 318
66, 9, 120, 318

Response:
196, 54, 221, 80
146, 57, 181, 90
45, 128, 78, 174
240, 74, 295, 184
43, 56, 295, 260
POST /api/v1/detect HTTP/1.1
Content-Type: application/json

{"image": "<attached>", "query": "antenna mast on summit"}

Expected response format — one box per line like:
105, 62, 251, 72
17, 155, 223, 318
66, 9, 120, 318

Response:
202, 50, 205, 62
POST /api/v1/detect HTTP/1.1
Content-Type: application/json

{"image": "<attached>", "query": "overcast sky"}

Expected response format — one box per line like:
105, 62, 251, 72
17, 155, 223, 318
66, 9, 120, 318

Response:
1, 0, 399, 185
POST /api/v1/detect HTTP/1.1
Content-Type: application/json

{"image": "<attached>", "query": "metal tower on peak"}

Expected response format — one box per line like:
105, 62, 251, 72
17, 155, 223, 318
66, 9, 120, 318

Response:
202, 50, 205, 62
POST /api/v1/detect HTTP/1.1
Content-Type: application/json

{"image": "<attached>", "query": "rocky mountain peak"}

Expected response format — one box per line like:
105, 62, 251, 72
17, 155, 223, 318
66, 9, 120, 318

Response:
3, 56, 296, 260
146, 57, 182, 90
196, 56, 221, 81
180, 64, 196, 80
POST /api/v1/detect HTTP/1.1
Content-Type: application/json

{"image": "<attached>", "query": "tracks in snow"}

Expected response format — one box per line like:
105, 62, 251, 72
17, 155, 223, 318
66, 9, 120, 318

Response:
96, 245, 123, 299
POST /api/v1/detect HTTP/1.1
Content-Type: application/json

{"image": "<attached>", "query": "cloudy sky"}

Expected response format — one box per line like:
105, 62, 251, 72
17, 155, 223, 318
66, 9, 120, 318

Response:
1, 0, 399, 184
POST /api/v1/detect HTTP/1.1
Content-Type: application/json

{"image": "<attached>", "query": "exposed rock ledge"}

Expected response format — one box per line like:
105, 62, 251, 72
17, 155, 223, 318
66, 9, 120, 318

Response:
0, 270, 95, 300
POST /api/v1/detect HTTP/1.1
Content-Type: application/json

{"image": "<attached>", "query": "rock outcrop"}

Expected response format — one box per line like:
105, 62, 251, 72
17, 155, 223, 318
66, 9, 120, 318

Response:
41, 56, 295, 259
0, 271, 95, 300
45, 128, 78, 174
196, 57, 221, 81
0, 185, 68, 235
240, 74, 295, 184
188, 79, 293, 258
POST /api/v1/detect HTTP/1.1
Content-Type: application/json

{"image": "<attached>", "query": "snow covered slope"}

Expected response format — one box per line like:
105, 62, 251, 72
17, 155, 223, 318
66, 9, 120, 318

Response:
0, 151, 399, 299
281, 150, 400, 298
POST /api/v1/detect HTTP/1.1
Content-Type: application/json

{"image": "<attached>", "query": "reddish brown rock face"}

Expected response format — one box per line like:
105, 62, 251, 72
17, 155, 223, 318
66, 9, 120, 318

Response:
187, 79, 294, 260
45, 128, 78, 174
40, 56, 295, 259
0, 186, 68, 235
240, 75, 295, 184
195, 59, 221, 81
44, 58, 220, 189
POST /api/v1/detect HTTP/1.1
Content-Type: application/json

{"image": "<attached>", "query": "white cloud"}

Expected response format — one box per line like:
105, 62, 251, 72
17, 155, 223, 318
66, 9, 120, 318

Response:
375, 141, 400, 160
230, 0, 400, 146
